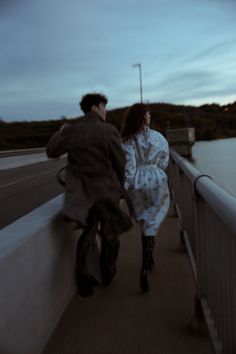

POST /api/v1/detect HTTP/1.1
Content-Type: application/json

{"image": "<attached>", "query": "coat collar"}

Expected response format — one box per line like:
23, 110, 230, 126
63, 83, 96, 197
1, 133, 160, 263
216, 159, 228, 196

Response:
85, 111, 104, 122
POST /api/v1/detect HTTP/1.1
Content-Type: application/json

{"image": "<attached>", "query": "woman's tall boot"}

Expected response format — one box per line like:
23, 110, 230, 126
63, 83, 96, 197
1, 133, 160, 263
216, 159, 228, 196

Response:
140, 235, 155, 292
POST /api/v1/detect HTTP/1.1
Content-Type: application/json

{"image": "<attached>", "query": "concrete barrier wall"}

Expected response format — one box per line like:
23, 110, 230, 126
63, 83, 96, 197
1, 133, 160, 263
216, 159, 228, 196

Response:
0, 194, 79, 354
0, 147, 46, 157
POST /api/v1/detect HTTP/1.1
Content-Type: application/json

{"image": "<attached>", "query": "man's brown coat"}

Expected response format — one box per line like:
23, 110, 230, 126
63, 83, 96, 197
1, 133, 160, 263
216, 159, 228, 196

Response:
46, 112, 131, 238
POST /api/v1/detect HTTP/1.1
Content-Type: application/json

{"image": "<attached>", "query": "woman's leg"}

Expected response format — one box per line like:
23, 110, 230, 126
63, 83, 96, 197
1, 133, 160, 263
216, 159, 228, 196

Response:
142, 235, 155, 269
140, 235, 155, 292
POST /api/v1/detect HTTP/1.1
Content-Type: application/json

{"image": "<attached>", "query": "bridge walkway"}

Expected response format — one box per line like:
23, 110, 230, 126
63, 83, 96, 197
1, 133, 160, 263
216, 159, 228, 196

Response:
43, 208, 214, 354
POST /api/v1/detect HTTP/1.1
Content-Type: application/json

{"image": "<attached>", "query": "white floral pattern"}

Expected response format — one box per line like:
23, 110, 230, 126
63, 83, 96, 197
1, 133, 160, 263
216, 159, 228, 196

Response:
122, 128, 170, 236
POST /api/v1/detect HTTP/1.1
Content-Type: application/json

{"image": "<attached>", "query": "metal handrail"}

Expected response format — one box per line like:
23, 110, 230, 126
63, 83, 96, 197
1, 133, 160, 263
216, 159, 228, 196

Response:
168, 148, 236, 354
171, 149, 236, 233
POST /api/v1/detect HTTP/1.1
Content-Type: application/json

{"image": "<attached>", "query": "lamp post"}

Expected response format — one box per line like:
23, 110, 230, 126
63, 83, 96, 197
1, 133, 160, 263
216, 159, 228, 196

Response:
132, 63, 143, 103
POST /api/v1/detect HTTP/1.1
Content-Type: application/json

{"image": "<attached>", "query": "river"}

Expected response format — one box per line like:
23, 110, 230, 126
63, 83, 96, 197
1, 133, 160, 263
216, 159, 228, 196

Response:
191, 137, 236, 197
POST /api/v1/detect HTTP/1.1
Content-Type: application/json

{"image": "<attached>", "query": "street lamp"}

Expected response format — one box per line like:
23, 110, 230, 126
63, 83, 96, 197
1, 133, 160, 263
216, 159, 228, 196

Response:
132, 63, 143, 103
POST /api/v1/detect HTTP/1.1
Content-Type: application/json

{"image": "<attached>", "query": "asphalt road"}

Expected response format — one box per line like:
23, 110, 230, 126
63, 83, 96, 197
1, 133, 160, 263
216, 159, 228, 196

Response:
0, 158, 66, 229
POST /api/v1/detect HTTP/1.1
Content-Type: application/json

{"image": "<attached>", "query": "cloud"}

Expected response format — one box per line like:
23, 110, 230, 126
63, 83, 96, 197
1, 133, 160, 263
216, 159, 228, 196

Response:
146, 66, 236, 105
187, 39, 236, 63
0, 0, 17, 12
1, 0, 236, 121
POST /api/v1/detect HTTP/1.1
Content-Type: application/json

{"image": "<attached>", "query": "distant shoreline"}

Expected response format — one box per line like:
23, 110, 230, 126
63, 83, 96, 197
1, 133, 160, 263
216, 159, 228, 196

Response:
1, 101, 236, 150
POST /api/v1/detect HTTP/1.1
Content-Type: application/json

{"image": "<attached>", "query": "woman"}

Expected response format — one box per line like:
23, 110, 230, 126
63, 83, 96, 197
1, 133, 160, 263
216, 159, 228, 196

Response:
121, 103, 170, 292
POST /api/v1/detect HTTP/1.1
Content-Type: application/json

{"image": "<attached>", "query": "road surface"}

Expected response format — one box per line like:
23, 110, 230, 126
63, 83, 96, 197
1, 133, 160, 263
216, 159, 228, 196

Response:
0, 158, 66, 229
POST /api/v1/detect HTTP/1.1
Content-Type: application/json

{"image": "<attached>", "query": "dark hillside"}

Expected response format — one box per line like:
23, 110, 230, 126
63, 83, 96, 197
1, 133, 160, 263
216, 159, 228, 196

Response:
1, 101, 236, 150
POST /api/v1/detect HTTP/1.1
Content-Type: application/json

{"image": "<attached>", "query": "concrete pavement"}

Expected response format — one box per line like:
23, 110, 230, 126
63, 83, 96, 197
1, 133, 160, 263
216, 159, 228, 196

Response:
43, 212, 214, 354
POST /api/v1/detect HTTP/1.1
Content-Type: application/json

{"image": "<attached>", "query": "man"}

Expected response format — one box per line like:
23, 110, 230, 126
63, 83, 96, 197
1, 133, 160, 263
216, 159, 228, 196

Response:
46, 93, 132, 297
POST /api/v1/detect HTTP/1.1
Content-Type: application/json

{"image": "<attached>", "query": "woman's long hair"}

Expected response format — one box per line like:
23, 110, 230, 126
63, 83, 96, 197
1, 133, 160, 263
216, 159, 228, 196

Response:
121, 103, 149, 142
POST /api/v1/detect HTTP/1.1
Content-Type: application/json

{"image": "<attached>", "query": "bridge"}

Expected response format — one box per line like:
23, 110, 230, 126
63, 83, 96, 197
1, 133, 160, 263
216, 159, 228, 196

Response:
0, 147, 236, 354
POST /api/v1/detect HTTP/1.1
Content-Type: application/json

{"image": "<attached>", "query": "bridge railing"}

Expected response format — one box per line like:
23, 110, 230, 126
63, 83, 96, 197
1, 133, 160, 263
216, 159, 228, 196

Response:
168, 148, 236, 354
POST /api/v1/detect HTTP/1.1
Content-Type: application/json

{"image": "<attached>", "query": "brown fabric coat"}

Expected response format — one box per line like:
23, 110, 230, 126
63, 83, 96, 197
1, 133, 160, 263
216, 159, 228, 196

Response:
46, 112, 132, 238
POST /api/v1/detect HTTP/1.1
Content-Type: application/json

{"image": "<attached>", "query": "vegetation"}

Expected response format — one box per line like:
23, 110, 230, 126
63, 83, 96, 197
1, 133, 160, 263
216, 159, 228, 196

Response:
1, 102, 236, 150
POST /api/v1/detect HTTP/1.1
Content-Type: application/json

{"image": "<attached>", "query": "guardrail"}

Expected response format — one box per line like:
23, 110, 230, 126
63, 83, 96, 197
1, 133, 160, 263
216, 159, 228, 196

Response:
0, 195, 79, 354
0, 147, 46, 157
168, 148, 236, 354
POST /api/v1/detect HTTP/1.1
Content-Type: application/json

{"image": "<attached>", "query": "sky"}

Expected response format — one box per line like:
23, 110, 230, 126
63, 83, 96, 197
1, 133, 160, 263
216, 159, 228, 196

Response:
1, 0, 236, 122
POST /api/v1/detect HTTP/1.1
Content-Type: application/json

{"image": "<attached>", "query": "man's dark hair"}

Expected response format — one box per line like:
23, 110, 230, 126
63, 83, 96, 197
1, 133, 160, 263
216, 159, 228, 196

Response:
79, 93, 108, 114
121, 103, 149, 142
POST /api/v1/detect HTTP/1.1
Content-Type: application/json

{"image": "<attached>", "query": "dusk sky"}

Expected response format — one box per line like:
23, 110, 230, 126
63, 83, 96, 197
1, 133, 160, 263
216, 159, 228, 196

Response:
1, 0, 236, 122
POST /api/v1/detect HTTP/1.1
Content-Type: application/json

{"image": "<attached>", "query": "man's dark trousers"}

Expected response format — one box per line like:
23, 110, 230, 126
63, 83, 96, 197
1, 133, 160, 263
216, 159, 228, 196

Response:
76, 207, 120, 297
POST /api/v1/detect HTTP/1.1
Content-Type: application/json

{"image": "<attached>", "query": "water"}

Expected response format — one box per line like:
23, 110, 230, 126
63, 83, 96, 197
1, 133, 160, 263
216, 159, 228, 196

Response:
192, 137, 236, 197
